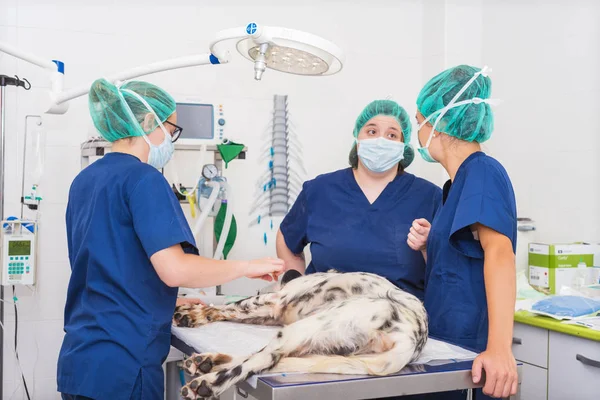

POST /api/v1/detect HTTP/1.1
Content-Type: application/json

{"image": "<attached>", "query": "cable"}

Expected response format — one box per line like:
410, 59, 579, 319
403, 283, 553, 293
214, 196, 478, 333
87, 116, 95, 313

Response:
12, 286, 31, 400
0, 319, 27, 400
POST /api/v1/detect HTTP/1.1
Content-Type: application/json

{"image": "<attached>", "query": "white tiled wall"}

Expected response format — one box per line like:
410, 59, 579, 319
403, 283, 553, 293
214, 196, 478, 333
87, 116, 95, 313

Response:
0, 0, 598, 398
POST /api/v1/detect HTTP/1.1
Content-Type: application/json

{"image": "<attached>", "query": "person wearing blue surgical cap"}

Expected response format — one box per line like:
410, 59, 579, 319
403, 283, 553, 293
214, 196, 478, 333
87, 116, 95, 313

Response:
276, 99, 442, 302
57, 78, 284, 400
410, 65, 518, 400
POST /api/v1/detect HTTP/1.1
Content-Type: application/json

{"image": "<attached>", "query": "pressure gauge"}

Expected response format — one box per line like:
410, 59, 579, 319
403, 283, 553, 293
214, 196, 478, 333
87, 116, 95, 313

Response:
202, 164, 219, 180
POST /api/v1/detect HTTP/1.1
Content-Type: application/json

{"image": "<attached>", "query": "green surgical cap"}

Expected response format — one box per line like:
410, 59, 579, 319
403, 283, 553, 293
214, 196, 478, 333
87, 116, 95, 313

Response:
416, 65, 494, 143
353, 99, 414, 168
89, 78, 176, 142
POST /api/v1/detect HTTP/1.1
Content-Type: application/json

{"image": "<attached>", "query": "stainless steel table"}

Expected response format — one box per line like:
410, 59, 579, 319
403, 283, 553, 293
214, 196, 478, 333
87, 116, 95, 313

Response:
168, 335, 522, 400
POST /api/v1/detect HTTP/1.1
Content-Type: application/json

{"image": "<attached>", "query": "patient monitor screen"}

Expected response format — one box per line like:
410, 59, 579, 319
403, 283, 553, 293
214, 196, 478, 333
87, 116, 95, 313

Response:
176, 103, 214, 140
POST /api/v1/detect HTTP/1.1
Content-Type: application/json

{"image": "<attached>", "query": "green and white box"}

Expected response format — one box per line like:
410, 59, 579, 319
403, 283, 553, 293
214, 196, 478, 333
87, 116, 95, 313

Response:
528, 243, 597, 294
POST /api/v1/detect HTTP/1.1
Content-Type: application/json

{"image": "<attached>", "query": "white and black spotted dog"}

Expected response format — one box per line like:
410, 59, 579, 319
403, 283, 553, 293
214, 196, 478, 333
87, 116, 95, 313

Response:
172, 269, 428, 399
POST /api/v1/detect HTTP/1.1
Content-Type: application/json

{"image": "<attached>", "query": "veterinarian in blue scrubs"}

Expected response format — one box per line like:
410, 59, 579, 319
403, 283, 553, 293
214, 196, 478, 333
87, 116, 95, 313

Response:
276, 100, 442, 301
413, 65, 518, 399
57, 79, 283, 400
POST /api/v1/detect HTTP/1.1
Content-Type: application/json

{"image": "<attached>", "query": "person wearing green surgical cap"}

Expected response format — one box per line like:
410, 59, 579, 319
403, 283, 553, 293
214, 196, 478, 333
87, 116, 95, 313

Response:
276, 99, 442, 306
408, 65, 518, 400
58, 78, 284, 400
348, 99, 416, 172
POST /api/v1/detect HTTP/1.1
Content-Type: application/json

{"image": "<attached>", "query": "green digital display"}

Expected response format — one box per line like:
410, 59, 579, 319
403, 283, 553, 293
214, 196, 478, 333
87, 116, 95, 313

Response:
8, 240, 31, 256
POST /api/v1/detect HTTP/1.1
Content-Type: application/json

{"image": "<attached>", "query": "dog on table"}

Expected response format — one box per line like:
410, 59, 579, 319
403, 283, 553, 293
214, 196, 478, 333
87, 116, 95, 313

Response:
172, 269, 428, 399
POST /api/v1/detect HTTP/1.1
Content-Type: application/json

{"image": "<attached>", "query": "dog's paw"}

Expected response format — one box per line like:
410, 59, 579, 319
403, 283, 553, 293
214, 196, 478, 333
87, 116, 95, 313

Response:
173, 304, 199, 327
183, 353, 233, 376
181, 374, 217, 399
173, 305, 224, 328
181, 364, 245, 399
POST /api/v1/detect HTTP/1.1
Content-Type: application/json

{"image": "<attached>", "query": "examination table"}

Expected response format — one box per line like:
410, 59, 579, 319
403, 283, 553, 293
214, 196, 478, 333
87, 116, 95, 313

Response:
165, 321, 522, 400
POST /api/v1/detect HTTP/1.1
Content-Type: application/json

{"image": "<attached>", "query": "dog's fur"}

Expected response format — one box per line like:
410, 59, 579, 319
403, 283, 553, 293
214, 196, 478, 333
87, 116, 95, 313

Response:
172, 270, 428, 399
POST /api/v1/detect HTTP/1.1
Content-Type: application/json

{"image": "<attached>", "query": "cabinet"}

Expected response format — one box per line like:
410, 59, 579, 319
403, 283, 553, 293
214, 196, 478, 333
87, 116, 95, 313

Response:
547, 331, 599, 400
512, 322, 600, 400
520, 363, 547, 400
511, 323, 549, 400
512, 323, 549, 368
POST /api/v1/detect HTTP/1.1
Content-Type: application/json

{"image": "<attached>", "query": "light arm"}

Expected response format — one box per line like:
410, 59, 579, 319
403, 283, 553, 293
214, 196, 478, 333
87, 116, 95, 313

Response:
0, 41, 57, 70
0, 27, 247, 114
54, 53, 221, 106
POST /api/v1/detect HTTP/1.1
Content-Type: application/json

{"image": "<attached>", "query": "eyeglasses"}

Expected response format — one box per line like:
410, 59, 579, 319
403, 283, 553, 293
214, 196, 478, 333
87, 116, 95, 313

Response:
164, 121, 183, 143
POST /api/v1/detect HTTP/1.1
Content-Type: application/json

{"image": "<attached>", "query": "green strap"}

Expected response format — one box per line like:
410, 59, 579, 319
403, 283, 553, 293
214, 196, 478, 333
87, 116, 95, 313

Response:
214, 202, 237, 259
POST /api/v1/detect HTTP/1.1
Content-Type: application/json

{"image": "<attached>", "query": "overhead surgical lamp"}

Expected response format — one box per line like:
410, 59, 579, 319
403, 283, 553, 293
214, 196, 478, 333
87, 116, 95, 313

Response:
0, 22, 345, 115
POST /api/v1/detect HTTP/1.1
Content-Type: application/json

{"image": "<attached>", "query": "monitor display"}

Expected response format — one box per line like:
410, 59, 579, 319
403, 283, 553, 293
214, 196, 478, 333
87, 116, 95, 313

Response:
176, 103, 214, 140
9, 240, 31, 256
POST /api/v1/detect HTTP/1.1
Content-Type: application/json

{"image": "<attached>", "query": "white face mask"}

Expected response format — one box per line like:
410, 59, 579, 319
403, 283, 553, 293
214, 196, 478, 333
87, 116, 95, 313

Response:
120, 89, 175, 169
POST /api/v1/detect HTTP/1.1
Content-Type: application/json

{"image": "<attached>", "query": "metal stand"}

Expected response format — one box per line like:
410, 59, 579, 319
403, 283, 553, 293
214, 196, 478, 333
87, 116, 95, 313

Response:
0, 74, 32, 399
0, 76, 6, 399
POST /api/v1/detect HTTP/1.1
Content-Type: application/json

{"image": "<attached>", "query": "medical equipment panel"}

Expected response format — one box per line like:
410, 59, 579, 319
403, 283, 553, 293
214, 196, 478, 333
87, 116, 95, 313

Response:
175, 102, 225, 145
1, 221, 37, 286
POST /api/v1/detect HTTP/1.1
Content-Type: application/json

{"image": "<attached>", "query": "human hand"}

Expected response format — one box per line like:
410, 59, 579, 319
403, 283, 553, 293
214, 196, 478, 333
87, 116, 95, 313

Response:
407, 218, 431, 251
176, 297, 206, 307
245, 257, 285, 282
472, 347, 518, 398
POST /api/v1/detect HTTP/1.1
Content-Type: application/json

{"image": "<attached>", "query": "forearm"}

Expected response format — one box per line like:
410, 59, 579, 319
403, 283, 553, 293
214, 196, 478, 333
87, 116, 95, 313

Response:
420, 249, 427, 262
174, 255, 248, 288
276, 230, 306, 274
484, 249, 516, 350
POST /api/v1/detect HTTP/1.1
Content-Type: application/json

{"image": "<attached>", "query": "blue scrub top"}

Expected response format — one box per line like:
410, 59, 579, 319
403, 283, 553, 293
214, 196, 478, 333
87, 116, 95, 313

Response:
57, 153, 198, 400
280, 168, 442, 300
425, 152, 517, 352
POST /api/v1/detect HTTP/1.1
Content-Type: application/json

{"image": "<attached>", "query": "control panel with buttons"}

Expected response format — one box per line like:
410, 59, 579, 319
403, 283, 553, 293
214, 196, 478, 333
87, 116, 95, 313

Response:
1, 221, 37, 286
218, 104, 225, 141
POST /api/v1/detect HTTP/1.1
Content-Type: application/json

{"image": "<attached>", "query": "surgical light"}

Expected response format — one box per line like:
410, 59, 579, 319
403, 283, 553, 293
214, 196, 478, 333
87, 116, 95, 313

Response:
0, 22, 345, 115
211, 24, 344, 80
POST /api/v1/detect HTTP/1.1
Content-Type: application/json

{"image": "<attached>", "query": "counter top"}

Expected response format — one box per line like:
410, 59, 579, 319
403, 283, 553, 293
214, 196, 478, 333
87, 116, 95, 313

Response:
514, 311, 600, 342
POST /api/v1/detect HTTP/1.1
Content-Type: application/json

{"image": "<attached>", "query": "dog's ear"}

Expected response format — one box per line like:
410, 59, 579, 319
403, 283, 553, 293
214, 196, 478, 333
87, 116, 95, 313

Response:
280, 269, 303, 287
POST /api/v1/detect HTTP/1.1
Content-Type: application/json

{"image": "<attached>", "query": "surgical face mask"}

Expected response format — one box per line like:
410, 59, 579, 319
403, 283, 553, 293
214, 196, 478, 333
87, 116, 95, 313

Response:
416, 120, 438, 163
142, 128, 174, 170
120, 88, 175, 169
416, 66, 500, 163
357, 137, 405, 173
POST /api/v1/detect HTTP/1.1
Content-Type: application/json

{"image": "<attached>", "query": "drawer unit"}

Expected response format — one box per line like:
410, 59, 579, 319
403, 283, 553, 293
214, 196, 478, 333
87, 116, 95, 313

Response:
548, 331, 600, 400
512, 322, 549, 368
520, 362, 548, 400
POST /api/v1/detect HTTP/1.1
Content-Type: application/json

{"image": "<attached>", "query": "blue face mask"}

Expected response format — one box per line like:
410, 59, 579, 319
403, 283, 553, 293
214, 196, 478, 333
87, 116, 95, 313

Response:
357, 137, 406, 173
142, 128, 174, 170
416, 120, 438, 164
121, 88, 175, 169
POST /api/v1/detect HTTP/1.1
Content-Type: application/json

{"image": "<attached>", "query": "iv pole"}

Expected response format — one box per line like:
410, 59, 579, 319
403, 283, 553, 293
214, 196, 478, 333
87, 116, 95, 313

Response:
0, 74, 32, 400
